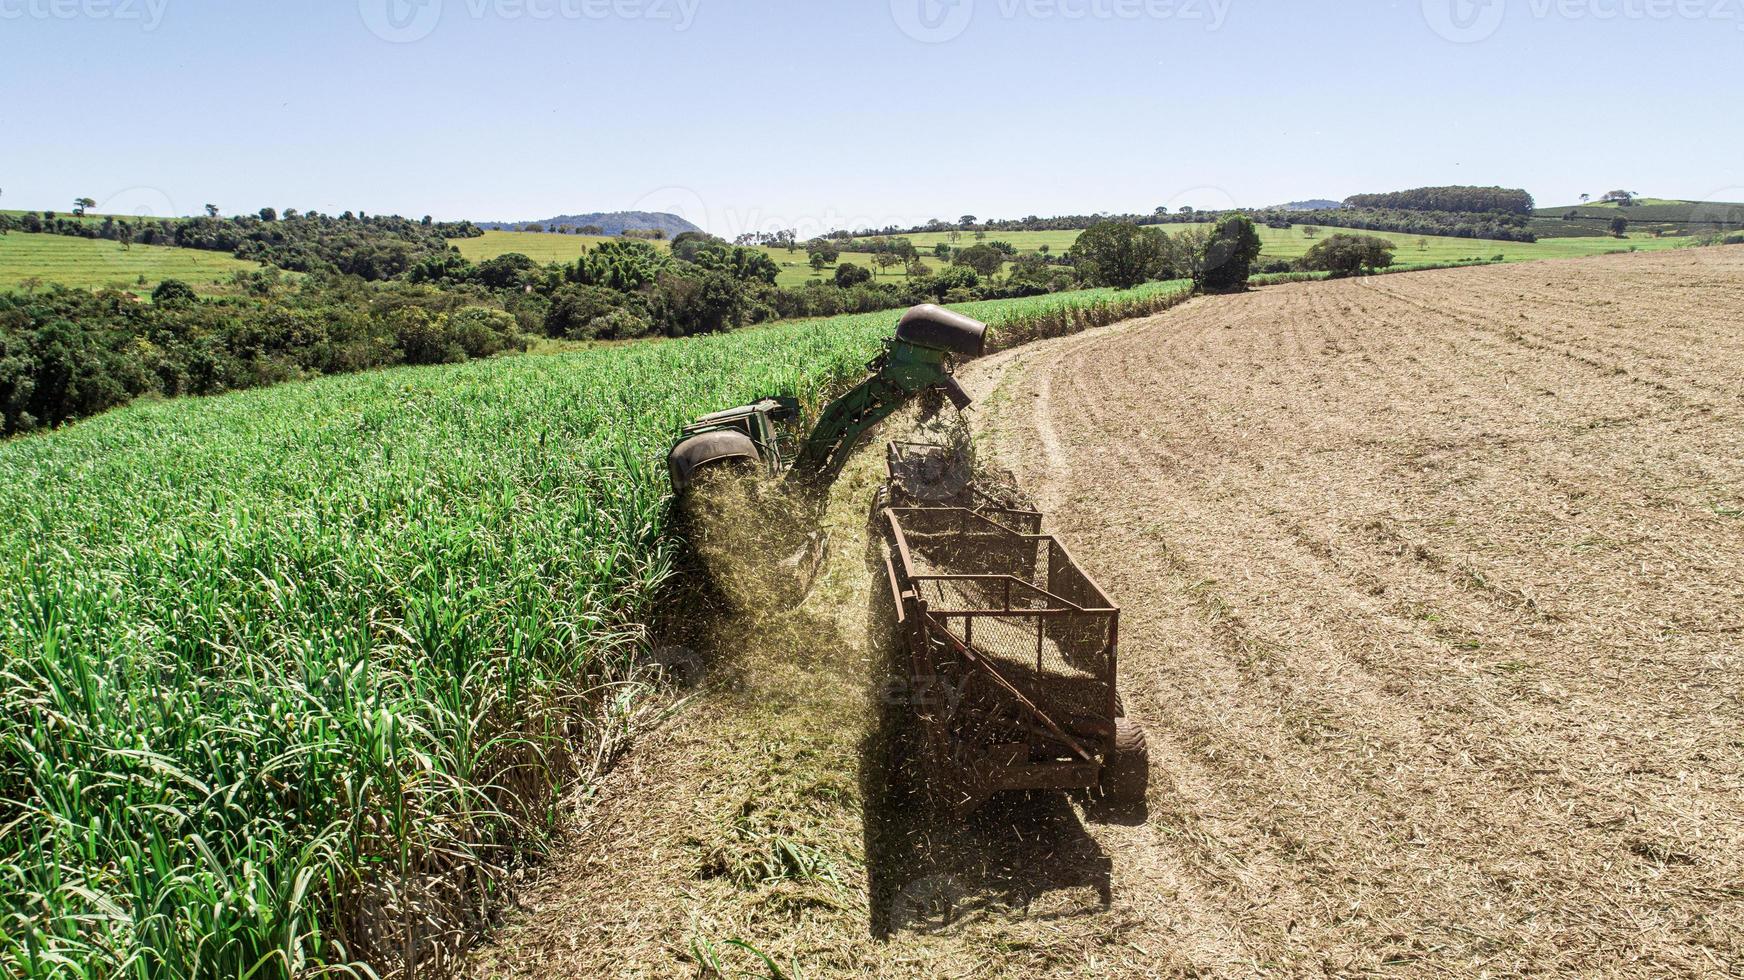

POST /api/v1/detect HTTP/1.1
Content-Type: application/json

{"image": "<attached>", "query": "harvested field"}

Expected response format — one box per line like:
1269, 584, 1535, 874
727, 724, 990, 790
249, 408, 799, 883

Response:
470, 247, 1744, 977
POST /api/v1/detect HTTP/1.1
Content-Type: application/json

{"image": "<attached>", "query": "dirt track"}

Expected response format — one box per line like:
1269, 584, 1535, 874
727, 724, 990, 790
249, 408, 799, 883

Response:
470, 249, 1744, 978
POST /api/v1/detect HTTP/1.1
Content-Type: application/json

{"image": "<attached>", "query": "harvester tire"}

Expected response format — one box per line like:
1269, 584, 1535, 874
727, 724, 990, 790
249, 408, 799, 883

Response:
1102, 718, 1150, 809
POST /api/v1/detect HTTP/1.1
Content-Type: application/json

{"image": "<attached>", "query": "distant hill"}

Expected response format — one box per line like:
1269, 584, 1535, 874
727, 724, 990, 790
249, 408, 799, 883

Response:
476, 211, 703, 236
1271, 199, 1342, 211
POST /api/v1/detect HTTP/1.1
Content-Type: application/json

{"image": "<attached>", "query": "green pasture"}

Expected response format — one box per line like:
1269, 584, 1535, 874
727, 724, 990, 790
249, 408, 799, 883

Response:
0, 232, 260, 297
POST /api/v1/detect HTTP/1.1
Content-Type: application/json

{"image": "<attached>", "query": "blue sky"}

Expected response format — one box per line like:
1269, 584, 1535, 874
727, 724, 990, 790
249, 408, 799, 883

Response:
3, 0, 1739, 236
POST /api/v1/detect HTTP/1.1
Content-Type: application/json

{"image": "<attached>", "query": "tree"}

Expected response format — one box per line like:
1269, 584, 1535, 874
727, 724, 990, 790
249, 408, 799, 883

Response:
72, 197, 95, 216
1417, 237, 1429, 252
1162, 227, 1210, 281
474, 252, 540, 290
809, 252, 829, 271
952, 243, 1006, 278
933, 242, 951, 260
1302, 225, 1320, 239
834, 262, 871, 287
873, 251, 902, 276
205, 204, 220, 217
1302, 234, 1396, 277
973, 230, 986, 242
804, 238, 840, 266
958, 215, 976, 228
654, 269, 746, 336
670, 230, 725, 263
150, 279, 198, 305
1579, 193, 1591, 204
1179, 205, 1195, 216
948, 230, 961, 244
545, 283, 636, 339
928, 265, 979, 299
1601, 190, 1635, 206
1610, 216, 1629, 237
1069, 221, 1165, 289
1198, 215, 1264, 292
1038, 243, 1050, 256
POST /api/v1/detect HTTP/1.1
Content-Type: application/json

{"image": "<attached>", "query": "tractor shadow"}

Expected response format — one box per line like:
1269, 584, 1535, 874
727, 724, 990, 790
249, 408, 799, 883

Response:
860, 603, 1114, 939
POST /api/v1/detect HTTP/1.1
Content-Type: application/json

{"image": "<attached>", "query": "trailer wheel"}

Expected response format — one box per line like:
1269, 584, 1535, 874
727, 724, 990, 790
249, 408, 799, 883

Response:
1102, 718, 1150, 809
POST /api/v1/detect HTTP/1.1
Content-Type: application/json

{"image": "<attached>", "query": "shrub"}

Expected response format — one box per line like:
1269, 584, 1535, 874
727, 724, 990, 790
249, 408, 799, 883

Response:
585, 308, 654, 341
927, 265, 980, 298
1302, 234, 1397, 277
150, 279, 199, 305
545, 284, 632, 339
447, 307, 526, 358
834, 262, 872, 287
391, 308, 465, 365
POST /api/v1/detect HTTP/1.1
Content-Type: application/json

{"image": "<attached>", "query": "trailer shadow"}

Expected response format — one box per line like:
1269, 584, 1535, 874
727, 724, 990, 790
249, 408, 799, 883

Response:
860, 630, 1114, 939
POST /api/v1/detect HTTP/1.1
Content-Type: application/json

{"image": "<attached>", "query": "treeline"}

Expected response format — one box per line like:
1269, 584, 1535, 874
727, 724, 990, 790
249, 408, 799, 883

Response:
1280, 207, 1538, 242
0, 209, 482, 281
830, 206, 1537, 245
0, 272, 526, 435
1342, 186, 1536, 216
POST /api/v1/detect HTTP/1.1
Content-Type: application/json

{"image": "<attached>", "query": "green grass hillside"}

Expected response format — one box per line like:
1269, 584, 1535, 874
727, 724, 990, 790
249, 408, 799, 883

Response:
853, 224, 1691, 266
452, 228, 625, 264
1530, 199, 1744, 238
0, 232, 261, 297
0, 278, 1192, 978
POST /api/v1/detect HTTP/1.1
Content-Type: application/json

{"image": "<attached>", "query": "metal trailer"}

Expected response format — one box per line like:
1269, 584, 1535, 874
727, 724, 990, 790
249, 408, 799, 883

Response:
876, 506, 1149, 817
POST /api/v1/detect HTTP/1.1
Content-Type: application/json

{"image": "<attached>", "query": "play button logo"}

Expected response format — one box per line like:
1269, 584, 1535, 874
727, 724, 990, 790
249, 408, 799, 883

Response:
1422, 0, 1506, 43
360, 0, 443, 43
892, 0, 974, 43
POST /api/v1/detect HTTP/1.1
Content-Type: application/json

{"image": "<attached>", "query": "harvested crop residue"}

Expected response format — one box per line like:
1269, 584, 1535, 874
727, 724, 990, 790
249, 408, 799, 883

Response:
471, 248, 1744, 978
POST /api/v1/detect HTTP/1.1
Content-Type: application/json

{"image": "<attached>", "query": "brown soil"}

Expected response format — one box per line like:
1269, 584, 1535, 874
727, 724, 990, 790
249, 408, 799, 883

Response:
468, 248, 1744, 978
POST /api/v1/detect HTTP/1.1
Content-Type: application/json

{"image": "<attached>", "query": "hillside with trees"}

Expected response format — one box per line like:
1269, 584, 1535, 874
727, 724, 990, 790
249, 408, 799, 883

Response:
1343, 186, 1536, 215
4, 208, 481, 280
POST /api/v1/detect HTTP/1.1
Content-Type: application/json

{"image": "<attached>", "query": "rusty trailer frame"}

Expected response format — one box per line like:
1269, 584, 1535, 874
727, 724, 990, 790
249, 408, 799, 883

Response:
879, 506, 1121, 816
